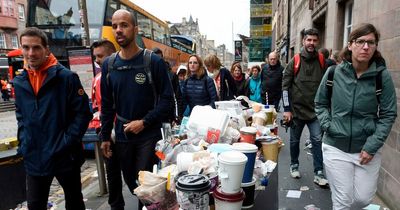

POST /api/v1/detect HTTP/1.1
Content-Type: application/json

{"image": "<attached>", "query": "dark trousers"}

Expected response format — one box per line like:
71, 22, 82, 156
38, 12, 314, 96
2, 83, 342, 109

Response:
1, 89, 9, 101
269, 97, 281, 111
114, 139, 159, 209
289, 118, 323, 173
105, 142, 125, 210
26, 167, 85, 210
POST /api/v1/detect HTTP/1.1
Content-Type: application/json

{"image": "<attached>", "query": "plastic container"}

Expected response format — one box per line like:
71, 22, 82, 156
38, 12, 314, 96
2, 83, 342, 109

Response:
218, 151, 248, 194
261, 140, 280, 162
232, 143, 258, 183
252, 112, 266, 126
265, 108, 274, 125
175, 174, 211, 210
187, 106, 230, 136
241, 177, 257, 209
176, 152, 194, 173
239, 127, 257, 144
213, 186, 245, 210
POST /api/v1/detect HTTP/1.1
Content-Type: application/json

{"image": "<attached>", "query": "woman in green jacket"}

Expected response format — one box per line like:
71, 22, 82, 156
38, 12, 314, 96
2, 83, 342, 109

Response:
315, 23, 397, 210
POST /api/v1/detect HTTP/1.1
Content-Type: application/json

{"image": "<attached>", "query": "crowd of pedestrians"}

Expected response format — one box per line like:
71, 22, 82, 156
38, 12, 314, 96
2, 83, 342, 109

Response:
10, 7, 397, 209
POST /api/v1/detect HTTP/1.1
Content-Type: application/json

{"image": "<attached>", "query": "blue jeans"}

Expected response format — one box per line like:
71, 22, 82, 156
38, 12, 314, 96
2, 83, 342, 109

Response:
290, 118, 323, 173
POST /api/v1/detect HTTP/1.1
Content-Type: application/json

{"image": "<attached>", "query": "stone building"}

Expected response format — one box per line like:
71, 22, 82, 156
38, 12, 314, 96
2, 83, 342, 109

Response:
169, 16, 213, 58
273, 0, 400, 208
168, 16, 234, 66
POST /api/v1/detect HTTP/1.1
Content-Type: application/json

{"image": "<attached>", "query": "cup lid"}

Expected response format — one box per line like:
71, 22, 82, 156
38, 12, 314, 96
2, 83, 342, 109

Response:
218, 151, 248, 165
176, 174, 211, 191
232, 143, 258, 153
208, 143, 233, 154
240, 126, 257, 134
213, 186, 245, 202
261, 139, 279, 145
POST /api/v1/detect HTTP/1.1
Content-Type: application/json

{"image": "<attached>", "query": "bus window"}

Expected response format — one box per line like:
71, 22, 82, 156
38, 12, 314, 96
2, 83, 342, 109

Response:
152, 21, 166, 44
105, 0, 119, 26
137, 12, 152, 39
27, 0, 107, 64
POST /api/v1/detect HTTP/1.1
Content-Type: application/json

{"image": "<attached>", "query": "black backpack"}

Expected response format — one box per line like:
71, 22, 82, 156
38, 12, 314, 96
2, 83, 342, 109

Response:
106, 49, 178, 123
326, 65, 382, 109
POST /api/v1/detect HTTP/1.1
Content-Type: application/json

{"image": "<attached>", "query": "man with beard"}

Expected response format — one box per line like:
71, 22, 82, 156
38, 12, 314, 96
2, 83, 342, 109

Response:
261, 51, 284, 110
282, 28, 328, 187
100, 9, 174, 209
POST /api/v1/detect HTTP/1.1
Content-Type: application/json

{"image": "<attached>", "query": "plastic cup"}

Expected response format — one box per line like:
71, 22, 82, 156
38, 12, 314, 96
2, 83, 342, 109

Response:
239, 127, 257, 144
175, 174, 211, 210
232, 143, 258, 183
218, 151, 248, 194
261, 140, 279, 162
241, 177, 257, 209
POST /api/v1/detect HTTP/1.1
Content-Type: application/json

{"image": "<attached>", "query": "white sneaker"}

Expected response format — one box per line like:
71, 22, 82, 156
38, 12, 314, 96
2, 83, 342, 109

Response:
290, 164, 301, 178
314, 171, 328, 186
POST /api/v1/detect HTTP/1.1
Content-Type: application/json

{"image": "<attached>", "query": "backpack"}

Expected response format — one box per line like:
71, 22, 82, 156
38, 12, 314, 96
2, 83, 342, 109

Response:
106, 49, 178, 122
325, 65, 383, 109
293, 53, 326, 76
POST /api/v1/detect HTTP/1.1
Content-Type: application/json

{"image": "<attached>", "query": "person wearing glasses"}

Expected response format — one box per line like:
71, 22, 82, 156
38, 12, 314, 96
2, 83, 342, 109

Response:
182, 54, 217, 114
315, 23, 397, 209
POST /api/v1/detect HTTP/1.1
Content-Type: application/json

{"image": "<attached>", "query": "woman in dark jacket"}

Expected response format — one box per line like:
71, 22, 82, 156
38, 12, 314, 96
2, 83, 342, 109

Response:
230, 61, 247, 96
204, 54, 236, 100
182, 55, 217, 114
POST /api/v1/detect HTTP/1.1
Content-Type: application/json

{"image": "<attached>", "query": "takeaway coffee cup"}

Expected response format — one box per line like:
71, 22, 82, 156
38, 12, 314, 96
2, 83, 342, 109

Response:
232, 143, 258, 183
175, 174, 211, 210
239, 127, 257, 144
241, 177, 257, 209
218, 151, 248, 194
261, 140, 280, 162
213, 186, 245, 210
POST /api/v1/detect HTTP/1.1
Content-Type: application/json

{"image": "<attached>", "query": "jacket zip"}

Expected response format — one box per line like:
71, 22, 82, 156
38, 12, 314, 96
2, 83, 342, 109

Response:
349, 79, 358, 152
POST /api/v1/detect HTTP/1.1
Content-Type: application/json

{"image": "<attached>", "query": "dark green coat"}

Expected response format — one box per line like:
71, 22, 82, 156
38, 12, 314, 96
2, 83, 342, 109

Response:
282, 50, 325, 120
315, 61, 397, 154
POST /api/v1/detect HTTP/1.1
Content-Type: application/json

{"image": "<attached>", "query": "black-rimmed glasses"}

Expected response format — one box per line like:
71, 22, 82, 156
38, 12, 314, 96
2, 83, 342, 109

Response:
353, 39, 377, 47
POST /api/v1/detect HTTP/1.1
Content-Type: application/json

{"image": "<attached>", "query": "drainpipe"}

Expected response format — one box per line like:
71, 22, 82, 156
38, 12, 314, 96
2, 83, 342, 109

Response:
286, 0, 291, 63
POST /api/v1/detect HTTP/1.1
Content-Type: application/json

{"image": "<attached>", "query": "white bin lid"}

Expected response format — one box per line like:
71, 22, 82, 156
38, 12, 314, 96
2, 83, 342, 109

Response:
218, 151, 248, 165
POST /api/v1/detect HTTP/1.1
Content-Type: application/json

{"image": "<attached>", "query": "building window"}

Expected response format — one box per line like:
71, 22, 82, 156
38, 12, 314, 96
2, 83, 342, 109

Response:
18, 3, 24, 20
0, 32, 6, 49
11, 34, 18, 48
343, 1, 353, 46
1, 0, 15, 17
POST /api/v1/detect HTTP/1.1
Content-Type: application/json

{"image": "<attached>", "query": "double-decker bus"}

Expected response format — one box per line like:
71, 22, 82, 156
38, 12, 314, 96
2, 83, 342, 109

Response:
26, 0, 195, 72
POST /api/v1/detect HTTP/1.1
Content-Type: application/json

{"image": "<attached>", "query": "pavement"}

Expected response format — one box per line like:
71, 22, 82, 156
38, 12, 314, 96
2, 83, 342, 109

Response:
0, 110, 391, 210
0, 111, 18, 140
